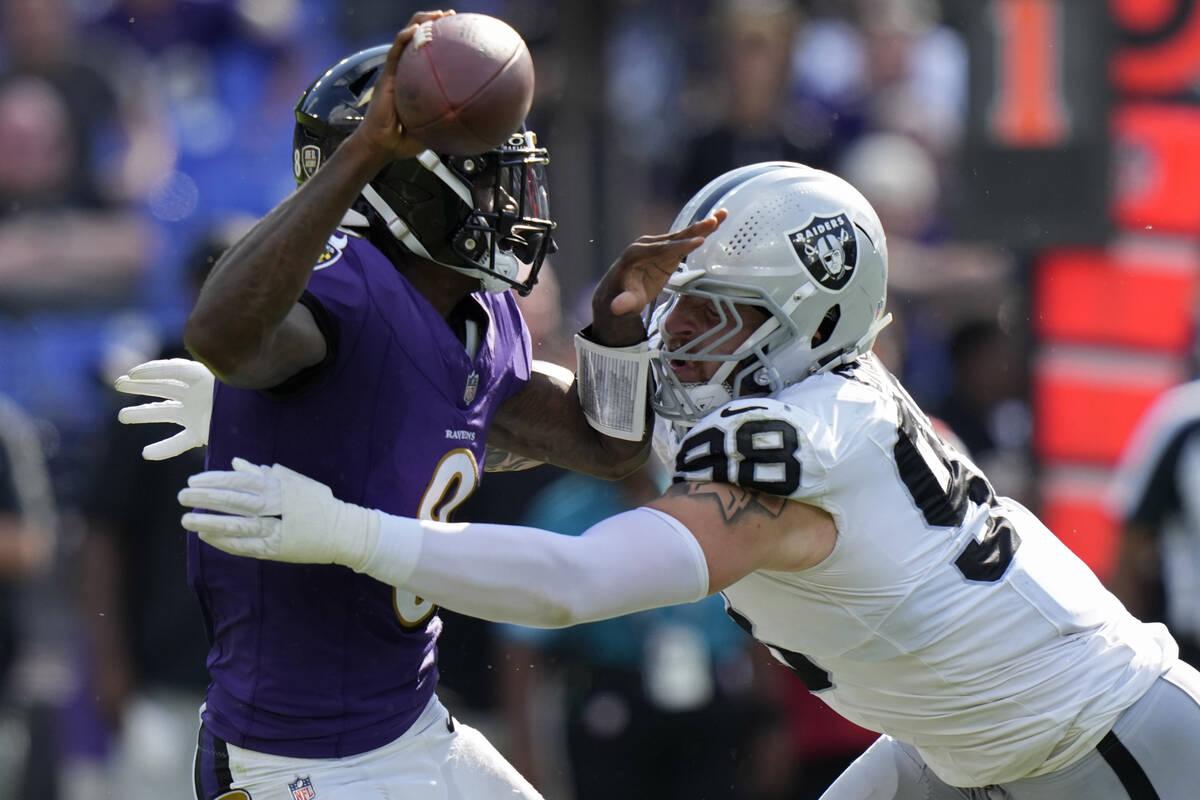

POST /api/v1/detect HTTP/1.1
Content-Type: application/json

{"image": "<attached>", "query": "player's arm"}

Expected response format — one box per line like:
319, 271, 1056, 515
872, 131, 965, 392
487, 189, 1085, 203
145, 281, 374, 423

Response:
646, 480, 836, 591
177, 459, 835, 627
484, 359, 569, 472
486, 359, 647, 477
486, 212, 728, 478
183, 23, 434, 389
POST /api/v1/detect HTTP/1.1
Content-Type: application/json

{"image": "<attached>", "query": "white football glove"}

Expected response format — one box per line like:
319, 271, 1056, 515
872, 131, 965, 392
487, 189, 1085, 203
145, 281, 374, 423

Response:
178, 458, 380, 570
115, 358, 214, 461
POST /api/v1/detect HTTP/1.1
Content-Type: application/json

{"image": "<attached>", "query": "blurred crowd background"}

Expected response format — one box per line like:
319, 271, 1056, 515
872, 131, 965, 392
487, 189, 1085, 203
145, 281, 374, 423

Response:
0, 0, 1196, 798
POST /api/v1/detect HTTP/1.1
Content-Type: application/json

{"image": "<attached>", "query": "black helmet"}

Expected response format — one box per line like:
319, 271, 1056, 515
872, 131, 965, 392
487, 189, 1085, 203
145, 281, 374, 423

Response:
293, 45, 556, 295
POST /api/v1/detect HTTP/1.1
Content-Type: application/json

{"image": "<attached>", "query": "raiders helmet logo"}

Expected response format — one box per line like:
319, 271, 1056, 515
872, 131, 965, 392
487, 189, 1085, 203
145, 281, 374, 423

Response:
788, 213, 858, 291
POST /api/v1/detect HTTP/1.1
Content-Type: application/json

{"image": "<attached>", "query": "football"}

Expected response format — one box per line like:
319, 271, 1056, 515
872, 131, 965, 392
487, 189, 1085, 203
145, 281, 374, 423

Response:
393, 13, 535, 156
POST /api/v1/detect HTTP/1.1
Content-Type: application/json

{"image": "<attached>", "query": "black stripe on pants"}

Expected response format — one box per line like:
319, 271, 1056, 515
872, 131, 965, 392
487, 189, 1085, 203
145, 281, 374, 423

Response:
1097, 730, 1159, 800
194, 723, 236, 800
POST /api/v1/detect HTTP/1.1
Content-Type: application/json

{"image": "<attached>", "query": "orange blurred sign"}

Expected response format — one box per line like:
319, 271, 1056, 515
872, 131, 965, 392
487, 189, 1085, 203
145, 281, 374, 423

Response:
1039, 489, 1119, 579
1112, 0, 1200, 95
1034, 244, 1199, 351
1113, 104, 1200, 233
1034, 350, 1183, 463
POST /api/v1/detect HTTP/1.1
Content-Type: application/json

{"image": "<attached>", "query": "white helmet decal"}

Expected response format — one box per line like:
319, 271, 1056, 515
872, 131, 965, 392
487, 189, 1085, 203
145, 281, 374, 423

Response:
788, 213, 858, 290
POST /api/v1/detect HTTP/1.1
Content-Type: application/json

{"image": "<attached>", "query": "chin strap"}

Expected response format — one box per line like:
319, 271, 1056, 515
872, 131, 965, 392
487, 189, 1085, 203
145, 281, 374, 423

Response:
360, 183, 435, 259
681, 382, 734, 418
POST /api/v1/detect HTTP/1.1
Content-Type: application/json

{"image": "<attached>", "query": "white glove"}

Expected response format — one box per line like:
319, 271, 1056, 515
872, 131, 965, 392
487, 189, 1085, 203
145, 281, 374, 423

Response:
115, 358, 214, 461
178, 458, 380, 570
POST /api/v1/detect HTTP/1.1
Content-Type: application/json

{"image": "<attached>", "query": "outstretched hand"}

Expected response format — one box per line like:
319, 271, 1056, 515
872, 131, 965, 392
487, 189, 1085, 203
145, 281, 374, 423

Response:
115, 358, 214, 461
590, 210, 727, 345
179, 458, 379, 571
353, 10, 456, 164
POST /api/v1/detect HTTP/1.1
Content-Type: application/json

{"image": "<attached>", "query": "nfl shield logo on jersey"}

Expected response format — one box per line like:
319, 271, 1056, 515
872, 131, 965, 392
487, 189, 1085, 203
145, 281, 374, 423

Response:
289, 776, 317, 800
463, 370, 480, 405
788, 213, 858, 291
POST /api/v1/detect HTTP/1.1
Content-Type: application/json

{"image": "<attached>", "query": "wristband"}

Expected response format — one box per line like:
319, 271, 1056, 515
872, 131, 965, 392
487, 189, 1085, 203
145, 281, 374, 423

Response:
574, 328, 651, 441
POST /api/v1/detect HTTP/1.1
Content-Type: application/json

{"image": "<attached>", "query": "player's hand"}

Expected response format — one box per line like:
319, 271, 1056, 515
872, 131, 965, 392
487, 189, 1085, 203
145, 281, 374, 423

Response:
589, 210, 727, 345
353, 10, 456, 164
179, 458, 379, 570
115, 358, 214, 461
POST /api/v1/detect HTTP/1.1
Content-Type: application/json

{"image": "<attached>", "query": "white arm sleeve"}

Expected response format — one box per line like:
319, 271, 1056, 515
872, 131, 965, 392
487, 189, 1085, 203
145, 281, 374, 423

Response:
361, 507, 710, 628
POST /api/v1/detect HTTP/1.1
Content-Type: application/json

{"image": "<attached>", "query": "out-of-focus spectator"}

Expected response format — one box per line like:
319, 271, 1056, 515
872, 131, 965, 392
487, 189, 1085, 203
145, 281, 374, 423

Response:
0, 11, 164, 793
930, 317, 1032, 502
673, 0, 814, 204
0, 0, 162, 303
0, 0, 162, 458
82, 0, 327, 330
2, 0, 174, 206
76, 217, 251, 800
838, 132, 939, 244
0, 393, 57, 799
791, 0, 966, 164
0, 396, 54, 662
497, 464, 771, 800
837, 131, 1010, 297
0, 77, 151, 303
1109, 380, 1200, 668
836, 128, 1016, 415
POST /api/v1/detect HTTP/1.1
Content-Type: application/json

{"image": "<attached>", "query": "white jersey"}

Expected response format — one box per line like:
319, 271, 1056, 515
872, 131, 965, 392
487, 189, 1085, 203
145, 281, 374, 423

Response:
666, 355, 1176, 788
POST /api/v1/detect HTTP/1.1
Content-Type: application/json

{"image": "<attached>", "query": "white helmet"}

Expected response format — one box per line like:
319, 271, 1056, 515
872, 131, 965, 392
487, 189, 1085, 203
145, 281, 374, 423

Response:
649, 162, 891, 423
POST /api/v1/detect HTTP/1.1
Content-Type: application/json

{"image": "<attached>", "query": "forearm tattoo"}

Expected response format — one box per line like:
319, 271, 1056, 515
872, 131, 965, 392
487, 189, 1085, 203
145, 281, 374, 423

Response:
484, 447, 544, 473
667, 481, 787, 522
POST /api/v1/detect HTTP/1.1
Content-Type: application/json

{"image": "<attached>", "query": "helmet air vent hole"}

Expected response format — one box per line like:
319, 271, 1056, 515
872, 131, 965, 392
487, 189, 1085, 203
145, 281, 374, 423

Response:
812, 304, 840, 347
348, 70, 376, 97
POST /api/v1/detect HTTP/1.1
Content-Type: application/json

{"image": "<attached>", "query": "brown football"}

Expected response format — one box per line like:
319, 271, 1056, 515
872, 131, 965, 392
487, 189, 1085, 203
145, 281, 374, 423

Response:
393, 13, 535, 156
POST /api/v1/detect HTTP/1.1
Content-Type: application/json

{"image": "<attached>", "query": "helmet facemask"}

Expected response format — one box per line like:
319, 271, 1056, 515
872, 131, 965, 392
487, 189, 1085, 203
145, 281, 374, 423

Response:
445, 131, 555, 294
649, 280, 793, 422
649, 279, 890, 423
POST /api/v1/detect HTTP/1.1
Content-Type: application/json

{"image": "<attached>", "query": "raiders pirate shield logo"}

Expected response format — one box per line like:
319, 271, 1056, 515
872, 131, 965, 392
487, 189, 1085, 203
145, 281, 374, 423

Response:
787, 213, 858, 291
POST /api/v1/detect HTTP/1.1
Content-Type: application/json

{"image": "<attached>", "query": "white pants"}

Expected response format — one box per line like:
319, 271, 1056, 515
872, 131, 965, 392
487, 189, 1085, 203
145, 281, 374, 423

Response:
194, 695, 542, 800
820, 660, 1200, 800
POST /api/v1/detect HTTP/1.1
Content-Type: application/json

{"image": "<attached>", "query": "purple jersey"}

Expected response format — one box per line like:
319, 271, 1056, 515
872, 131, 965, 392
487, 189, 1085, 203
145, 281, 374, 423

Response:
193, 232, 531, 757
